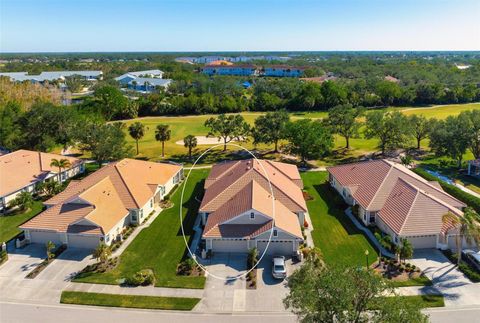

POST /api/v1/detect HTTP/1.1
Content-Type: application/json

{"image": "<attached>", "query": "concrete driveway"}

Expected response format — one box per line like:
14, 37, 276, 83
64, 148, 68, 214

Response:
0, 245, 94, 304
410, 249, 480, 306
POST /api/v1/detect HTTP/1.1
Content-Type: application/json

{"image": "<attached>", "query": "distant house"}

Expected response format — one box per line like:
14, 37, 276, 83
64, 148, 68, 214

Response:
327, 159, 472, 250
0, 71, 103, 83
263, 65, 305, 77
202, 65, 259, 76
0, 150, 84, 211
20, 159, 183, 249
199, 159, 306, 255
384, 75, 400, 83
114, 69, 171, 93
467, 160, 480, 178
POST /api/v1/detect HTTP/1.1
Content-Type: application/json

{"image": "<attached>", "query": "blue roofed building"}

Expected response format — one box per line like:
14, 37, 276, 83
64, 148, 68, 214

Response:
202, 65, 259, 76
263, 66, 305, 77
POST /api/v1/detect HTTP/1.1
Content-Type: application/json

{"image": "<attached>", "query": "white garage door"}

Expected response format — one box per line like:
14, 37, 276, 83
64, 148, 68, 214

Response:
407, 235, 437, 249
29, 230, 62, 245
68, 234, 101, 250
212, 239, 248, 253
257, 240, 294, 256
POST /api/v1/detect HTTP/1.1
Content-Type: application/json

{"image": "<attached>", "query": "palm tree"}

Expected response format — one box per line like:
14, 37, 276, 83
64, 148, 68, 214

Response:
442, 208, 480, 266
398, 238, 413, 264
128, 122, 146, 155
46, 241, 56, 261
50, 158, 71, 182
183, 135, 198, 159
8, 191, 34, 212
375, 233, 392, 264
400, 155, 413, 168
155, 124, 171, 157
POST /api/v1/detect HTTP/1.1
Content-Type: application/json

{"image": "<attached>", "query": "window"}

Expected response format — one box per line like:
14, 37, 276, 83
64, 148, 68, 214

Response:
106, 235, 110, 242
273, 230, 278, 237
250, 212, 255, 219
140, 209, 144, 218
150, 199, 153, 207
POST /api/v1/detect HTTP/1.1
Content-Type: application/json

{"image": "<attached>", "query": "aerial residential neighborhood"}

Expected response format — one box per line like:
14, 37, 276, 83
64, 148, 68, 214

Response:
1, 1, 480, 323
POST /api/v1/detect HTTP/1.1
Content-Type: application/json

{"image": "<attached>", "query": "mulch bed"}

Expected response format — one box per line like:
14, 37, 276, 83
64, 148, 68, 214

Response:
246, 268, 257, 289
372, 261, 421, 282
26, 244, 67, 279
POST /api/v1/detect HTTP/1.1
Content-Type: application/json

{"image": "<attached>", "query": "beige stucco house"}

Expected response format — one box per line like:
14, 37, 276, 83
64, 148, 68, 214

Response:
20, 159, 183, 249
200, 159, 307, 255
327, 159, 472, 250
0, 150, 84, 211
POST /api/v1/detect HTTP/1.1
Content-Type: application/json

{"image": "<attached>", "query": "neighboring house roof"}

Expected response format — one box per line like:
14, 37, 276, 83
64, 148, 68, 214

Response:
202, 159, 304, 240
0, 150, 83, 197
0, 71, 102, 82
21, 159, 182, 235
200, 159, 306, 213
327, 159, 466, 236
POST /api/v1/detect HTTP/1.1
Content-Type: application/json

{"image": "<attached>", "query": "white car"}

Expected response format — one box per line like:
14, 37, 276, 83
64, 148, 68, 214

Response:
272, 256, 287, 279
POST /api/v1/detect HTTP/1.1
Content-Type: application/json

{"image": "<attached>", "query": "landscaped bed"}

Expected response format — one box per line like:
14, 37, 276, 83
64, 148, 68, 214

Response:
300, 171, 378, 266
60, 291, 200, 311
372, 259, 432, 287
26, 244, 67, 279
73, 169, 208, 289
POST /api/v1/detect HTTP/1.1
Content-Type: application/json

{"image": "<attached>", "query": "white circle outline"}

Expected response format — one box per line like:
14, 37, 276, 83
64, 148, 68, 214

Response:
179, 143, 276, 281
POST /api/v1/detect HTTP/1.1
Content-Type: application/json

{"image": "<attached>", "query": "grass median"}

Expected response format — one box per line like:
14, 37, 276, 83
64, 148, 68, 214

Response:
60, 291, 200, 311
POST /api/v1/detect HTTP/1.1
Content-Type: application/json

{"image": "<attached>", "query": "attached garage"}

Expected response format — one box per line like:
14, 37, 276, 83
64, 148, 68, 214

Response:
67, 234, 101, 250
257, 240, 294, 256
211, 239, 248, 253
405, 235, 437, 249
28, 230, 63, 245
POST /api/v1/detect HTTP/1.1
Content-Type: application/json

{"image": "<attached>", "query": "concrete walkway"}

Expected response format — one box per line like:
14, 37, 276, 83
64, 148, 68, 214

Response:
65, 282, 204, 299
344, 208, 395, 258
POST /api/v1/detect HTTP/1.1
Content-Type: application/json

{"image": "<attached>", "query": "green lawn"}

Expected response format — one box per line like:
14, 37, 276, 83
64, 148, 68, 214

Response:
97, 103, 480, 164
73, 169, 208, 289
301, 171, 378, 266
390, 275, 433, 287
0, 201, 44, 243
394, 295, 445, 308
60, 291, 200, 311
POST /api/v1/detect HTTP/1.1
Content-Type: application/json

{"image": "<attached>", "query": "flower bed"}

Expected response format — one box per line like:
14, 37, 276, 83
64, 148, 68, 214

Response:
26, 244, 67, 279
372, 258, 432, 286
176, 258, 204, 277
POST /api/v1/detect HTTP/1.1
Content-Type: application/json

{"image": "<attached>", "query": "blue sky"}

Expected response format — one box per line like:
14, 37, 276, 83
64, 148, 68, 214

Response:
0, 0, 479, 52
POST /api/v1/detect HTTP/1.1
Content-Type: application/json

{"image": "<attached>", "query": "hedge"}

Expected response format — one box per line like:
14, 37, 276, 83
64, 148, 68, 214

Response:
412, 168, 480, 214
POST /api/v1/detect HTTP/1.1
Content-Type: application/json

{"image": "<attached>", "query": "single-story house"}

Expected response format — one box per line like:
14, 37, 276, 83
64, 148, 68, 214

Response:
0, 71, 103, 83
0, 150, 84, 211
200, 159, 307, 255
327, 160, 472, 250
20, 159, 183, 250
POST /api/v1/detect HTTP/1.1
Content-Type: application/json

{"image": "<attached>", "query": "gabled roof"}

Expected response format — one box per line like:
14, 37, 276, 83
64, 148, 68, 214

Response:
200, 159, 306, 213
21, 159, 182, 235
202, 160, 304, 239
0, 150, 83, 197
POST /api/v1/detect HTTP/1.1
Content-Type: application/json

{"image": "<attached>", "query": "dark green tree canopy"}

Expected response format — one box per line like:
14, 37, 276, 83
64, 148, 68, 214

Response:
325, 104, 364, 149
204, 114, 250, 151
365, 111, 410, 155
252, 110, 290, 152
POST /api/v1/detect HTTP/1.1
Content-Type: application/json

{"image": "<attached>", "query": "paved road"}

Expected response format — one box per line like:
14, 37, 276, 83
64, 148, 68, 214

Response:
0, 301, 297, 323
426, 306, 480, 323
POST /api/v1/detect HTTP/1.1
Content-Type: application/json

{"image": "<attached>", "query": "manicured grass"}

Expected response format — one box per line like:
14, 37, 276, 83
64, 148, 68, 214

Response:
390, 275, 433, 287
115, 103, 480, 164
60, 291, 200, 311
301, 171, 378, 267
73, 169, 208, 289
0, 201, 44, 243
395, 295, 445, 308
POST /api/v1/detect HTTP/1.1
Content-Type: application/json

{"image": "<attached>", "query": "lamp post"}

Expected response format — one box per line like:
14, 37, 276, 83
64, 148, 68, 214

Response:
365, 249, 369, 268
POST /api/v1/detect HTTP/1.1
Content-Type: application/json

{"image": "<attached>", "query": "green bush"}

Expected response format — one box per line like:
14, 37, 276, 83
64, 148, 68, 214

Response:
413, 168, 480, 214
442, 249, 480, 282
125, 269, 155, 286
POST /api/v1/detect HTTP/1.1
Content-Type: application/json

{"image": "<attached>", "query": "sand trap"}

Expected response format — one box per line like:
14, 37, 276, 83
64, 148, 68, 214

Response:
175, 136, 240, 145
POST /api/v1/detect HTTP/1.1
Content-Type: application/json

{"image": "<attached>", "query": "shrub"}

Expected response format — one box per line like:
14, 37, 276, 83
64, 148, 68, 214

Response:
413, 168, 480, 214
125, 269, 155, 286
303, 219, 309, 228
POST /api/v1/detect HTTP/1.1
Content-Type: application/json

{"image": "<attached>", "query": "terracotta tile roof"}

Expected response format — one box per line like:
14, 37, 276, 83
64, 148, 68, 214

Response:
21, 159, 182, 235
202, 160, 304, 239
0, 149, 83, 197
204, 222, 271, 238
328, 159, 466, 237
200, 159, 307, 213
378, 178, 464, 236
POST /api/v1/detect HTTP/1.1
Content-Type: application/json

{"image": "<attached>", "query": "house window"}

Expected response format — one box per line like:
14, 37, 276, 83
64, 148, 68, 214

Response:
394, 236, 398, 244
342, 189, 347, 197
250, 212, 255, 219
369, 212, 376, 223
150, 199, 153, 208
273, 230, 278, 237
132, 215, 137, 221
106, 235, 110, 242
140, 209, 144, 218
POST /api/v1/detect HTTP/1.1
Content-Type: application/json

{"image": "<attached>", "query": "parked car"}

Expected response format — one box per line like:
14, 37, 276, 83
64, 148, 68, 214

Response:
272, 256, 287, 279
463, 249, 480, 271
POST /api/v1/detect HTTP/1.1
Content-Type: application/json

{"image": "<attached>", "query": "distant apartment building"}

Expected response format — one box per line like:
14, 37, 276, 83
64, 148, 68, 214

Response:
202, 65, 259, 76
263, 66, 306, 77
114, 69, 171, 93
0, 71, 103, 83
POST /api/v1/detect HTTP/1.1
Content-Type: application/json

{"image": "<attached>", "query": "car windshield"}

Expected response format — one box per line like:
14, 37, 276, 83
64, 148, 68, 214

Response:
274, 265, 285, 272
